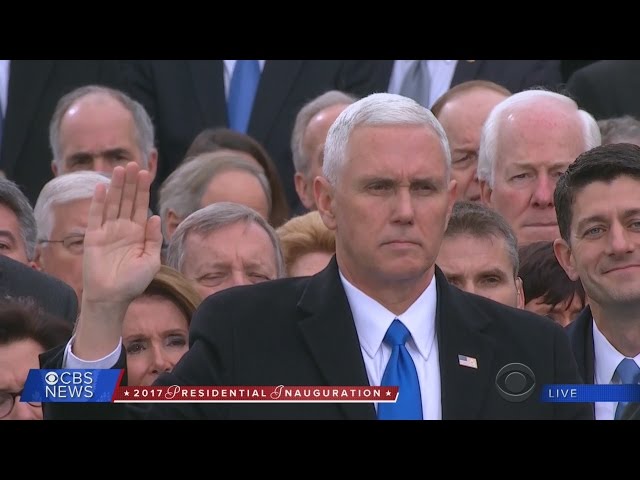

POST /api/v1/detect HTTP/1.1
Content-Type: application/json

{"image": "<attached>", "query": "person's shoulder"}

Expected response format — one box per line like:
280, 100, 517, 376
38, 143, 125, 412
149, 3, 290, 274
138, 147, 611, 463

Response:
0, 255, 70, 294
454, 284, 560, 333
198, 276, 310, 312
570, 60, 639, 81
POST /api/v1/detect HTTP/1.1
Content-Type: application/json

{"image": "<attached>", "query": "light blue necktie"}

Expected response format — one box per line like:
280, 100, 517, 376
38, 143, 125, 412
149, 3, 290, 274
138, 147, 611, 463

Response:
227, 60, 261, 134
399, 60, 431, 108
615, 358, 640, 420
377, 319, 423, 420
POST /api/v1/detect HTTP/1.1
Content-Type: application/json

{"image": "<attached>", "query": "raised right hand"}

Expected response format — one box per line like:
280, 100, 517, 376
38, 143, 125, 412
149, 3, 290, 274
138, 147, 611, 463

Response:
82, 162, 163, 306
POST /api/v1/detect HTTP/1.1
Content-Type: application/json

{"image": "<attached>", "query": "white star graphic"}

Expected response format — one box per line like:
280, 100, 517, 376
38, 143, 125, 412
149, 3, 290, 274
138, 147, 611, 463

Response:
385, 390, 392, 397
124, 390, 130, 396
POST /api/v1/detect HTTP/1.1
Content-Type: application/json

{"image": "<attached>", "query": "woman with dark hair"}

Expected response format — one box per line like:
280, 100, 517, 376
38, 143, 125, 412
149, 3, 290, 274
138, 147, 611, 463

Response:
518, 241, 586, 327
184, 127, 290, 227
0, 298, 72, 420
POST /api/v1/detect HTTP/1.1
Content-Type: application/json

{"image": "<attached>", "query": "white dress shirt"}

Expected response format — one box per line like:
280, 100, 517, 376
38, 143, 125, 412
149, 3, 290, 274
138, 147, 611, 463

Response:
592, 319, 640, 420
340, 270, 441, 420
222, 60, 265, 98
0, 60, 9, 116
387, 60, 458, 108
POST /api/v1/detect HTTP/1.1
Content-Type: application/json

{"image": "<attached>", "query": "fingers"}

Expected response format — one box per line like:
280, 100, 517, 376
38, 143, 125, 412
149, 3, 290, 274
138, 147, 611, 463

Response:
102, 162, 153, 225
87, 182, 108, 231
132, 169, 153, 226
144, 215, 164, 260
118, 163, 141, 220
104, 166, 125, 222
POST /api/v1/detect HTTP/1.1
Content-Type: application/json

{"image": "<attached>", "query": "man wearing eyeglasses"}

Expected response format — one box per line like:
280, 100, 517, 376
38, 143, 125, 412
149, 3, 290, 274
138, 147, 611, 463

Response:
33, 171, 111, 304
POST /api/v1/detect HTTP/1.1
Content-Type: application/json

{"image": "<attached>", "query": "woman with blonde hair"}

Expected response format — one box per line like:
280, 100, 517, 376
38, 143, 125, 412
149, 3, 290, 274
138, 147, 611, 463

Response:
276, 211, 335, 277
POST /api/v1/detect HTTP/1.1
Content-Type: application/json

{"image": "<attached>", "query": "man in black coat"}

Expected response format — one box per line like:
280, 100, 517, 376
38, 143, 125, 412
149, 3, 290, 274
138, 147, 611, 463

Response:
0, 254, 77, 324
41, 93, 591, 420
0, 60, 126, 204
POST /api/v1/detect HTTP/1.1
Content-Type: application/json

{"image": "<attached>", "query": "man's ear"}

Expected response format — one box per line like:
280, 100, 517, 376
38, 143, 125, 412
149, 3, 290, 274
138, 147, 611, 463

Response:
165, 209, 182, 241
515, 276, 525, 309
553, 237, 580, 281
147, 149, 158, 183
480, 179, 493, 207
51, 160, 59, 176
294, 172, 315, 211
314, 176, 337, 231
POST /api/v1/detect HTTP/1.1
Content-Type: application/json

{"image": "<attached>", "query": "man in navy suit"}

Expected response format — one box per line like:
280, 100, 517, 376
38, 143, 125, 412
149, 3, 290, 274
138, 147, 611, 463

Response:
554, 143, 640, 420
120, 60, 387, 213
41, 93, 590, 420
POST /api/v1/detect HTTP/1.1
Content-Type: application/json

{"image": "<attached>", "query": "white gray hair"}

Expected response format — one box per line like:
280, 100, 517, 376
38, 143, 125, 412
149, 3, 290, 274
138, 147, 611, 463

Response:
0, 179, 37, 261
49, 85, 155, 169
158, 152, 272, 239
34, 171, 110, 241
477, 89, 601, 188
322, 92, 451, 186
291, 90, 358, 176
165, 202, 286, 278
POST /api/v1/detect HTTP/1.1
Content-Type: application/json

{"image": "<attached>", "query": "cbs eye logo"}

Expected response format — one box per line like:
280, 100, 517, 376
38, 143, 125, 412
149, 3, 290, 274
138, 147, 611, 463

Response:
45, 372, 59, 386
495, 363, 536, 402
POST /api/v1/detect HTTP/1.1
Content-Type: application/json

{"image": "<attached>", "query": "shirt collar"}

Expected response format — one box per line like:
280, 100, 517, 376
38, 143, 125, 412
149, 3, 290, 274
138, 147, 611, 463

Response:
592, 318, 640, 383
339, 270, 437, 361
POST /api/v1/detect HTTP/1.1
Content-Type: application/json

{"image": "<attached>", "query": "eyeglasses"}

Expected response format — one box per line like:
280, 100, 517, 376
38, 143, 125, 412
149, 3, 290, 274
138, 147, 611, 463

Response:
0, 390, 42, 418
38, 234, 85, 255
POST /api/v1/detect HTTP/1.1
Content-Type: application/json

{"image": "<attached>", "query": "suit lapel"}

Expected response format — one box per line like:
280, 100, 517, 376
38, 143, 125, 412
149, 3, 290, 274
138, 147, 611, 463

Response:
451, 60, 484, 87
296, 257, 376, 420
566, 306, 595, 384
435, 268, 497, 419
248, 60, 303, 143
188, 60, 226, 126
1, 60, 54, 176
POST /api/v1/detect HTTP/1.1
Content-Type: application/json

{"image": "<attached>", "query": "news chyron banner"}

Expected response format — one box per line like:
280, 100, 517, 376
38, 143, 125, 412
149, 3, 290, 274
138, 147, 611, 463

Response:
22, 369, 124, 403
22, 369, 640, 405
21, 369, 399, 404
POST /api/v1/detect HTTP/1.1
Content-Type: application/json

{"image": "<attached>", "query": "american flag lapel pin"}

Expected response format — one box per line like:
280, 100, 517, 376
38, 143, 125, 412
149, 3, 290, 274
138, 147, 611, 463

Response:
458, 354, 478, 369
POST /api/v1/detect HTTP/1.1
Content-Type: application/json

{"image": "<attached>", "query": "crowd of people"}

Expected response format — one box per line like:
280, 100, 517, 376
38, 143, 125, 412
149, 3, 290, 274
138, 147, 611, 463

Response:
1, 59, 639, 420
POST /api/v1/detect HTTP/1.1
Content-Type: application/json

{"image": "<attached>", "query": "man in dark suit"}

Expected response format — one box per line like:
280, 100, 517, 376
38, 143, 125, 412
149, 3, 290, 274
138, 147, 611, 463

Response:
376, 60, 562, 109
0, 61, 126, 205
42, 94, 591, 420
120, 60, 388, 213
554, 143, 640, 420
565, 60, 640, 120
0, 254, 77, 325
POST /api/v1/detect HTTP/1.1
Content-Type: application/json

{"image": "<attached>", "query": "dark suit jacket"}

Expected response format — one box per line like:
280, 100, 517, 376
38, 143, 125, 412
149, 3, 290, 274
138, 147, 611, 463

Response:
0, 60, 126, 205
373, 60, 563, 97
120, 60, 389, 212
565, 60, 640, 120
0, 254, 77, 324
42, 258, 591, 420
565, 306, 595, 385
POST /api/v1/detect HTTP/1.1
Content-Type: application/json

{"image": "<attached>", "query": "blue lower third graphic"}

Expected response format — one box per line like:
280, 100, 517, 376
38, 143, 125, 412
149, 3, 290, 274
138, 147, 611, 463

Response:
541, 384, 640, 403
21, 369, 123, 403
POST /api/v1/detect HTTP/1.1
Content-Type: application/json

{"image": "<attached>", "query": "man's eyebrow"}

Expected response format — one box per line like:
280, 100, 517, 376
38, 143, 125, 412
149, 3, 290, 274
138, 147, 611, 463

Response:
0, 230, 17, 242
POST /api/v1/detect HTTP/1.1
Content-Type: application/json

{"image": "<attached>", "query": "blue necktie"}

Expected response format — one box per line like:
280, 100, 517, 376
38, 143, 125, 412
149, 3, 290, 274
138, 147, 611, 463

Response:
227, 60, 261, 133
615, 358, 640, 420
378, 319, 423, 420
